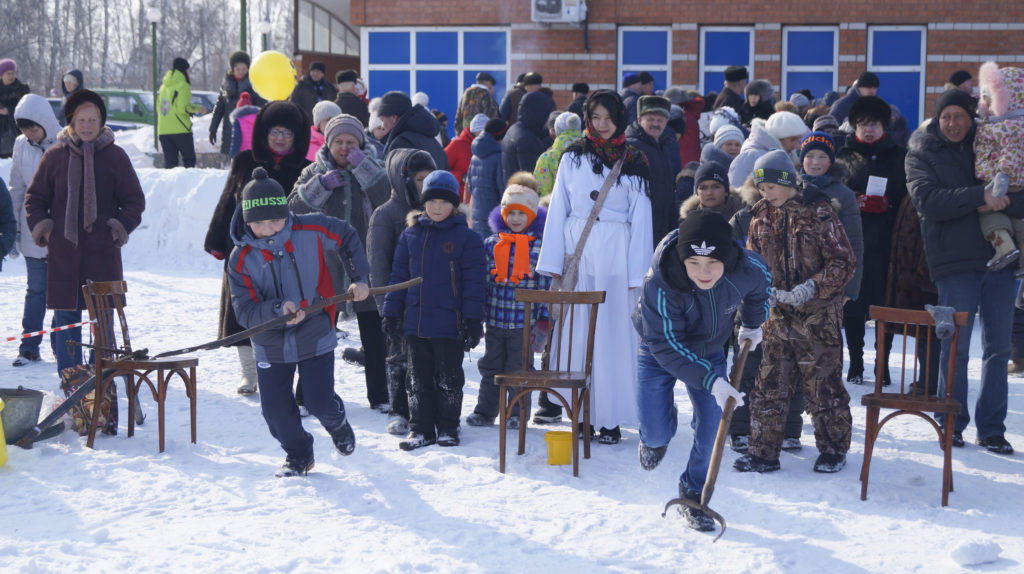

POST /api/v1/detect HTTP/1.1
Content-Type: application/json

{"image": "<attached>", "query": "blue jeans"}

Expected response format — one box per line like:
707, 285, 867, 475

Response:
20, 257, 54, 355
936, 268, 1013, 437
637, 343, 725, 494
53, 309, 84, 373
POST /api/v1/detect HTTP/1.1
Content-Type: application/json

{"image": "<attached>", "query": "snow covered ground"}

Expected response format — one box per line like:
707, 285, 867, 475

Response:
1, 154, 1023, 573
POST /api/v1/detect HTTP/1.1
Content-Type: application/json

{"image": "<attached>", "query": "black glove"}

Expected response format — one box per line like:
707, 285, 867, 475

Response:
209, 131, 217, 145
462, 318, 483, 352
381, 316, 401, 338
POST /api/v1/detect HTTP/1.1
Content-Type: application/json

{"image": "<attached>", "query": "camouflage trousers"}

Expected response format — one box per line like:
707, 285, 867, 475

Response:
749, 305, 852, 461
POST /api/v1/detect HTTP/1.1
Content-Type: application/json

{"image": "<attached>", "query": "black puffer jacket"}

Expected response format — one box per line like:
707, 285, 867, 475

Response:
626, 122, 680, 246
384, 104, 448, 171
907, 120, 1024, 282
289, 74, 339, 121
336, 91, 369, 127
210, 73, 266, 155
501, 91, 555, 183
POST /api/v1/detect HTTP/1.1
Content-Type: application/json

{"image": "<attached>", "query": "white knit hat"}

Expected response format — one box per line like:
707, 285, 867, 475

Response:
412, 91, 429, 107
764, 111, 809, 140
368, 112, 383, 132
469, 113, 489, 134
501, 184, 540, 226
714, 125, 744, 148
708, 107, 739, 136
553, 111, 581, 136
312, 100, 342, 130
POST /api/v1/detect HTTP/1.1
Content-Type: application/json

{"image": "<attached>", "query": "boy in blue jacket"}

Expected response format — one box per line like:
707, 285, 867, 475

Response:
228, 167, 371, 477
382, 170, 487, 450
633, 210, 770, 532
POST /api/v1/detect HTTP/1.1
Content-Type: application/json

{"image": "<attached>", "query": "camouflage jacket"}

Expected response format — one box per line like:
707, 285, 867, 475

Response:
747, 184, 856, 314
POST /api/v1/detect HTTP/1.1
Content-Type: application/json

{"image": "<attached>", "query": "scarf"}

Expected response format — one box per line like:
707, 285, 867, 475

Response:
271, 147, 292, 165
575, 128, 650, 186
491, 233, 535, 285
801, 172, 832, 190
57, 126, 115, 247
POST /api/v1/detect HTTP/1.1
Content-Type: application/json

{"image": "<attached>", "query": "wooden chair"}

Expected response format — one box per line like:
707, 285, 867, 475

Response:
860, 305, 969, 506
495, 289, 605, 477
82, 280, 199, 453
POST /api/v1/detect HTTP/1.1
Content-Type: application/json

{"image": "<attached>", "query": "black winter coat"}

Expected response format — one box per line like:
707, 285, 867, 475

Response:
501, 91, 555, 184
210, 73, 265, 155
335, 91, 370, 127
713, 88, 744, 113
626, 122, 680, 246
907, 120, 1024, 282
0, 78, 30, 156
289, 75, 339, 121
499, 87, 525, 123
568, 94, 587, 121
384, 104, 448, 171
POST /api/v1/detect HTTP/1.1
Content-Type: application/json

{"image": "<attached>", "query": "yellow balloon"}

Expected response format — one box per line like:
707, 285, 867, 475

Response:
249, 50, 297, 102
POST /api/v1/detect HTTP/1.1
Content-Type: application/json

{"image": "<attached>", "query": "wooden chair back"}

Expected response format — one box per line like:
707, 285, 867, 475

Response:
81, 280, 132, 362
516, 289, 606, 379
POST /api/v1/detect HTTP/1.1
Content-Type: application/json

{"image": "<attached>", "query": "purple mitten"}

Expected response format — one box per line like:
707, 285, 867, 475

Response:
346, 147, 366, 168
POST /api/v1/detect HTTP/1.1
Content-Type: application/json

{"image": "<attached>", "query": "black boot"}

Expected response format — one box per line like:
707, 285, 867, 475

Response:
847, 353, 864, 384
678, 485, 715, 532
733, 453, 781, 473
329, 419, 356, 456
638, 442, 667, 471
813, 453, 846, 473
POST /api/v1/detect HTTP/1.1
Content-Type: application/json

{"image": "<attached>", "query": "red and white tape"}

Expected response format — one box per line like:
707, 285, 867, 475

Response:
4, 319, 97, 342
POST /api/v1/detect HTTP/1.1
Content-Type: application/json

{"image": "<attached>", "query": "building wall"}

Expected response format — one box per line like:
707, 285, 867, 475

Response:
349, 1, 1024, 126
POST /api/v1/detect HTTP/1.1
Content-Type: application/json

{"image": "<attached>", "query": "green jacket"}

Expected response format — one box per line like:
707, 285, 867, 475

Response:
157, 69, 201, 135
533, 129, 580, 197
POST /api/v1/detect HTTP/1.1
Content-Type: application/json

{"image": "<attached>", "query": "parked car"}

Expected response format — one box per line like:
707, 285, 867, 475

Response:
191, 91, 217, 115
91, 88, 156, 126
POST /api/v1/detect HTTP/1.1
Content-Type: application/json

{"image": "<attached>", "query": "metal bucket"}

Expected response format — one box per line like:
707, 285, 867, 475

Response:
0, 387, 44, 444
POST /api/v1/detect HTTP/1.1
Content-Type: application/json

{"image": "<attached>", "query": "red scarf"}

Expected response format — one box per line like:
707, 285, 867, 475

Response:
491, 233, 535, 284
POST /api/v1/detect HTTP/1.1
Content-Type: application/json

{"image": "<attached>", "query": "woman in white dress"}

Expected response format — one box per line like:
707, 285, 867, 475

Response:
537, 90, 654, 444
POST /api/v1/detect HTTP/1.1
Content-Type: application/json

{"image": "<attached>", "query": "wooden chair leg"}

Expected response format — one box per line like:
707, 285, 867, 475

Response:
583, 387, 591, 460
127, 374, 137, 439
86, 372, 107, 449
189, 367, 197, 445
571, 387, 579, 477
942, 423, 954, 506
860, 406, 878, 501
498, 383, 507, 473
157, 370, 167, 453
517, 390, 528, 456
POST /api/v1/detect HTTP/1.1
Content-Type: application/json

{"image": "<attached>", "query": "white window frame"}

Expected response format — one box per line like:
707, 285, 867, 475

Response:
698, 26, 755, 94
360, 27, 511, 97
617, 26, 672, 91
867, 25, 927, 126
781, 26, 839, 100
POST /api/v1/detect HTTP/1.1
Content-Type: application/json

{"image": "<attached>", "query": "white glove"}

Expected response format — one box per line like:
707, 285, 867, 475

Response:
773, 279, 816, 307
710, 377, 745, 409
737, 326, 762, 350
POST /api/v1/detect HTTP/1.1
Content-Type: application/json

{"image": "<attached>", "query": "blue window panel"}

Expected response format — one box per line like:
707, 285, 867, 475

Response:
368, 32, 410, 65
416, 32, 458, 65
786, 71, 834, 100
463, 69, 506, 109
704, 71, 735, 96
623, 31, 668, 66
875, 71, 920, 126
464, 32, 506, 66
367, 70, 410, 99
704, 32, 751, 66
417, 70, 459, 139
624, 70, 667, 93
872, 31, 922, 66
786, 31, 834, 66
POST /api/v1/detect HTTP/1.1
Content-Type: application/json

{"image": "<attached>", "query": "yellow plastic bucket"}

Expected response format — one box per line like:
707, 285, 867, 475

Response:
544, 431, 572, 465
0, 398, 8, 467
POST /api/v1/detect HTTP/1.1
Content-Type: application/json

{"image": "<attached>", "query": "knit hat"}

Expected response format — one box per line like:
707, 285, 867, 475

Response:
623, 73, 641, 87
800, 131, 836, 164
638, 95, 671, 118
63, 88, 107, 127
172, 57, 190, 73
848, 95, 891, 129
420, 170, 460, 207
229, 51, 250, 68
789, 93, 810, 108
237, 91, 252, 109
368, 112, 383, 132
0, 58, 17, 75
934, 88, 977, 119
336, 69, 358, 84
241, 167, 289, 223
663, 86, 687, 106
378, 91, 412, 117
764, 111, 809, 140
668, 105, 686, 135
572, 82, 590, 94
412, 92, 429, 108
312, 100, 342, 129
638, 72, 655, 85
501, 184, 540, 227
554, 111, 581, 136
753, 149, 798, 188
522, 72, 543, 86
812, 114, 839, 133
701, 143, 734, 169
310, 61, 326, 74
708, 107, 740, 135
714, 124, 744, 148
857, 71, 880, 88
949, 70, 972, 87
724, 65, 748, 83
676, 210, 738, 270
695, 162, 729, 188
469, 113, 490, 134
325, 114, 365, 147
485, 118, 507, 138
476, 71, 496, 85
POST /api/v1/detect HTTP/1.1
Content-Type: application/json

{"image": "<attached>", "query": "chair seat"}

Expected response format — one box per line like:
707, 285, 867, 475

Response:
495, 370, 588, 388
110, 356, 199, 372
861, 393, 961, 414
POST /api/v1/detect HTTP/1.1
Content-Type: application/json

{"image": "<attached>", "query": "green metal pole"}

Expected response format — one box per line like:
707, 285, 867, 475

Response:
240, 0, 247, 52
152, 21, 158, 151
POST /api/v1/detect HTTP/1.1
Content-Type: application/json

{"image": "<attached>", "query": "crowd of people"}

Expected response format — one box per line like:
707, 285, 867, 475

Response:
1, 51, 1021, 531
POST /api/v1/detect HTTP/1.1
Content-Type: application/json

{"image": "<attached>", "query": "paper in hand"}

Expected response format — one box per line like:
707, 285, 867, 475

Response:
866, 175, 888, 197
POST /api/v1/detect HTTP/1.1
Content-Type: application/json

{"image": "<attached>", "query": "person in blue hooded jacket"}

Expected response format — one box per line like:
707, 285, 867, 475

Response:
633, 209, 770, 532
227, 167, 370, 478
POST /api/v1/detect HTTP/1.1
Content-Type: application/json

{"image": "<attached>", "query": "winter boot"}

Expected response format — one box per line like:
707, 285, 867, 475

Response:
986, 229, 1020, 271
846, 354, 864, 385
1008, 359, 1024, 375
976, 435, 1014, 455
386, 414, 409, 436
639, 441, 668, 471
12, 349, 41, 367
465, 413, 495, 427
598, 426, 621, 445
437, 429, 460, 447
274, 455, 314, 478
781, 437, 802, 452
506, 416, 520, 429
812, 452, 846, 473
733, 453, 781, 473
236, 346, 259, 395
399, 432, 436, 451
678, 485, 716, 532
329, 419, 356, 456
532, 392, 563, 424
951, 430, 965, 447
729, 434, 749, 453
342, 346, 366, 367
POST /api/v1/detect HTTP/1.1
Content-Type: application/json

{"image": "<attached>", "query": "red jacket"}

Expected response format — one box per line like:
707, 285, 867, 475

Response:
445, 127, 475, 202
679, 97, 704, 166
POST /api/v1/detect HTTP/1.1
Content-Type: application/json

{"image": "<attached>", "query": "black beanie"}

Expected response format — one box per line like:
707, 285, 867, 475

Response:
934, 88, 977, 119
948, 70, 972, 87
857, 71, 880, 88
173, 57, 190, 73
378, 91, 412, 117
242, 167, 289, 223
63, 89, 107, 127
229, 51, 251, 68
310, 61, 326, 74
694, 162, 729, 188
676, 210, 738, 270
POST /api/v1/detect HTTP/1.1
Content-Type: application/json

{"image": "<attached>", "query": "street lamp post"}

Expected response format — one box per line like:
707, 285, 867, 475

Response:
259, 20, 272, 52
146, 5, 162, 151
240, 0, 247, 52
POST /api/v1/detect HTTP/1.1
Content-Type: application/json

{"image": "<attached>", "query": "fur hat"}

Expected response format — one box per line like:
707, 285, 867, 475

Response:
714, 125, 744, 148
764, 111, 808, 140
753, 149, 798, 188
420, 170, 460, 207
676, 210, 738, 270
325, 114, 365, 147
336, 69, 358, 84
978, 61, 1023, 118
663, 86, 687, 106
470, 113, 490, 134
501, 184, 540, 227
848, 95, 892, 129
63, 88, 106, 126
638, 95, 671, 118
229, 51, 250, 68
554, 111, 581, 136
378, 91, 412, 117
312, 100, 341, 129
242, 167, 288, 223
745, 79, 774, 100
724, 66, 748, 83
800, 131, 836, 164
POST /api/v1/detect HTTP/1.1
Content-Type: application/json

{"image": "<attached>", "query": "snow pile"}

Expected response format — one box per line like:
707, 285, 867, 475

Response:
950, 540, 1002, 566
115, 113, 221, 168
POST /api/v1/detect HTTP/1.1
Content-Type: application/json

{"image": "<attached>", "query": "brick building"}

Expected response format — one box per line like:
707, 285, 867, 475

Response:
342, 1, 1024, 136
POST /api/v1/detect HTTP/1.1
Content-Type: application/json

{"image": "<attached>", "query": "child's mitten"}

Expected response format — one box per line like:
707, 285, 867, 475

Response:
925, 304, 956, 340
